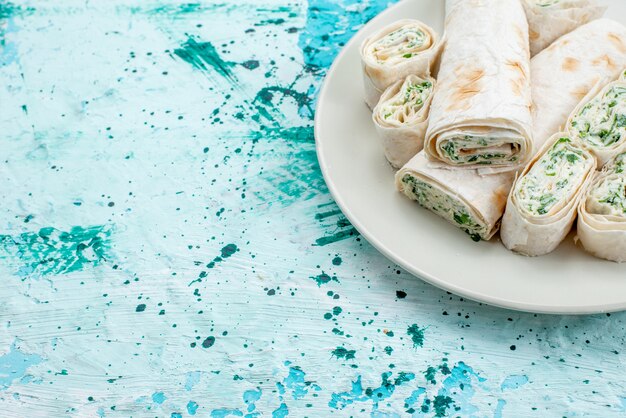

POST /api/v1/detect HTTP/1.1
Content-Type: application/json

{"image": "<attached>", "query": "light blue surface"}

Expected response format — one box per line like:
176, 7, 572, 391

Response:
1, 0, 626, 416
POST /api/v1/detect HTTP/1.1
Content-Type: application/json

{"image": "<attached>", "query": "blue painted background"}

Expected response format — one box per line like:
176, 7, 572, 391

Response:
1, 0, 626, 416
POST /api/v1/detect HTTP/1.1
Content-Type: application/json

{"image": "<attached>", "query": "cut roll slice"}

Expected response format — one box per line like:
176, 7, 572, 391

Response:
530, 19, 626, 148
424, 0, 533, 169
373, 75, 436, 168
427, 127, 530, 167
522, 0, 606, 56
568, 78, 626, 166
360, 19, 442, 109
501, 133, 597, 256
396, 152, 515, 241
577, 153, 626, 262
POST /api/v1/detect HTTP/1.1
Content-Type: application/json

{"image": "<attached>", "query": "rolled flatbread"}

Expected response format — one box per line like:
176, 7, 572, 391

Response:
522, 0, 606, 56
501, 133, 597, 256
360, 19, 442, 110
530, 19, 626, 149
396, 152, 515, 241
577, 153, 626, 262
568, 77, 626, 166
372, 75, 436, 168
424, 0, 533, 169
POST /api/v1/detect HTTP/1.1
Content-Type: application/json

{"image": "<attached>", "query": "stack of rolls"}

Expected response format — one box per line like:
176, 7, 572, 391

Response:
360, 0, 626, 260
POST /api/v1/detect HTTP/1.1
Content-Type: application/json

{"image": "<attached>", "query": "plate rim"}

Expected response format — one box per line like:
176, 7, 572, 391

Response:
313, 0, 626, 315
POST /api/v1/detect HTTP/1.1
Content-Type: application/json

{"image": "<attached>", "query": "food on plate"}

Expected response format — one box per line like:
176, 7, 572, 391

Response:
521, 0, 606, 56
501, 134, 597, 256
360, 19, 442, 109
424, 0, 533, 169
396, 152, 515, 241
568, 77, 626, 166
530, 19, 626, 149
577, 153, 626, 262
372, 75, 436, 168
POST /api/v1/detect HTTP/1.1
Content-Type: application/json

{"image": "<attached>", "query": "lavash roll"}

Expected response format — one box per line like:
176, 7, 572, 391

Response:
522, 0, 606, 56
424, 0, 533, 169
577, 153, 626, 262
360, 19, 442, 110
396, 152, 515, 241
372, 75, 436, 168
501, 133, 597, 256
530, 19, 626, 149
567, 77, 626, 166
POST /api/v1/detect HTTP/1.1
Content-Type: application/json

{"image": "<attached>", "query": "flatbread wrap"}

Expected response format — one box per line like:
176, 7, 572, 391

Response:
501, 133, 597, 256
396, 152, 515, 241
424, 0, 533, 169
522, 0, 606, 56
568, 77, 626, 166
372, 75, 436, 168
530, 19, 626, 149
360, 19, 442, 110
577, 153, 626, 262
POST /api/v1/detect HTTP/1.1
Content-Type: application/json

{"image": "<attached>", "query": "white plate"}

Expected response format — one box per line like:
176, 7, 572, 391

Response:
315, 0, 626, 314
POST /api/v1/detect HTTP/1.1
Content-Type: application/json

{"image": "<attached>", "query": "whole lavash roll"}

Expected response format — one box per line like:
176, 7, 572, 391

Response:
372, 75, 436, 168
522, 0, 607, 56
530, 19, 626, 150
577, 153, 626, 262
424, 0, 533, 169
501, 133, 597, 256
396, 152, 515, 241
360, 19, 443, 110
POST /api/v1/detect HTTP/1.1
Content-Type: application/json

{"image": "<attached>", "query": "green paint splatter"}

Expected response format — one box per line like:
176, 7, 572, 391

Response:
332, 306, 342, 316
407, 324, 425, 348
314, 228, 359, 247
310, 271, 338, 286
220, 244, 238, 258
202, 336, 215, 348
425, 366, 437, 384
433, 395, 454, 417
332, 256, 342, 266
331, 346, 355, 360
0, 2, 35, 47
0, 225, 112, 278
173, 37, 236, 82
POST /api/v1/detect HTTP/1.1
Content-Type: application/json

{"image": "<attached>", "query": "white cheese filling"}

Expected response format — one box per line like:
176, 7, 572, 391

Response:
375, 77, 433, 127
515, 137, 594, 217
400, 174, 488, 240
436, 129, 524, 165
570, 85, 626, 149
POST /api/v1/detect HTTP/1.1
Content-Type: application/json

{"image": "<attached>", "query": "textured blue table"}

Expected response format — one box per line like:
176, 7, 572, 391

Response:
1, 0, 626, 416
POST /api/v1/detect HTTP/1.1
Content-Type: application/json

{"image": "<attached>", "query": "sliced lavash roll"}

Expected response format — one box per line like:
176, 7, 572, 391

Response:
522, 0, 606, 56
372, 75, 436, 168
501, 133, 597, 256
360, 19, 442, 110
530, 19, 626, 149
577, 153, 626, 262
396, 152, 515, 241
424, 0, 533, 169
568, 77, 626, 166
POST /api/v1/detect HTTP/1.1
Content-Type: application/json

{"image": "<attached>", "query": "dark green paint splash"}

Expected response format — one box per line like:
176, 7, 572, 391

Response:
407, 324, 426, 348
173, 37, 236, 83
310, 271, 338, 287
1, 2, 35, 47
189, 244, 239, 286
0, 225, 112, 277
331, 346, 355, 360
